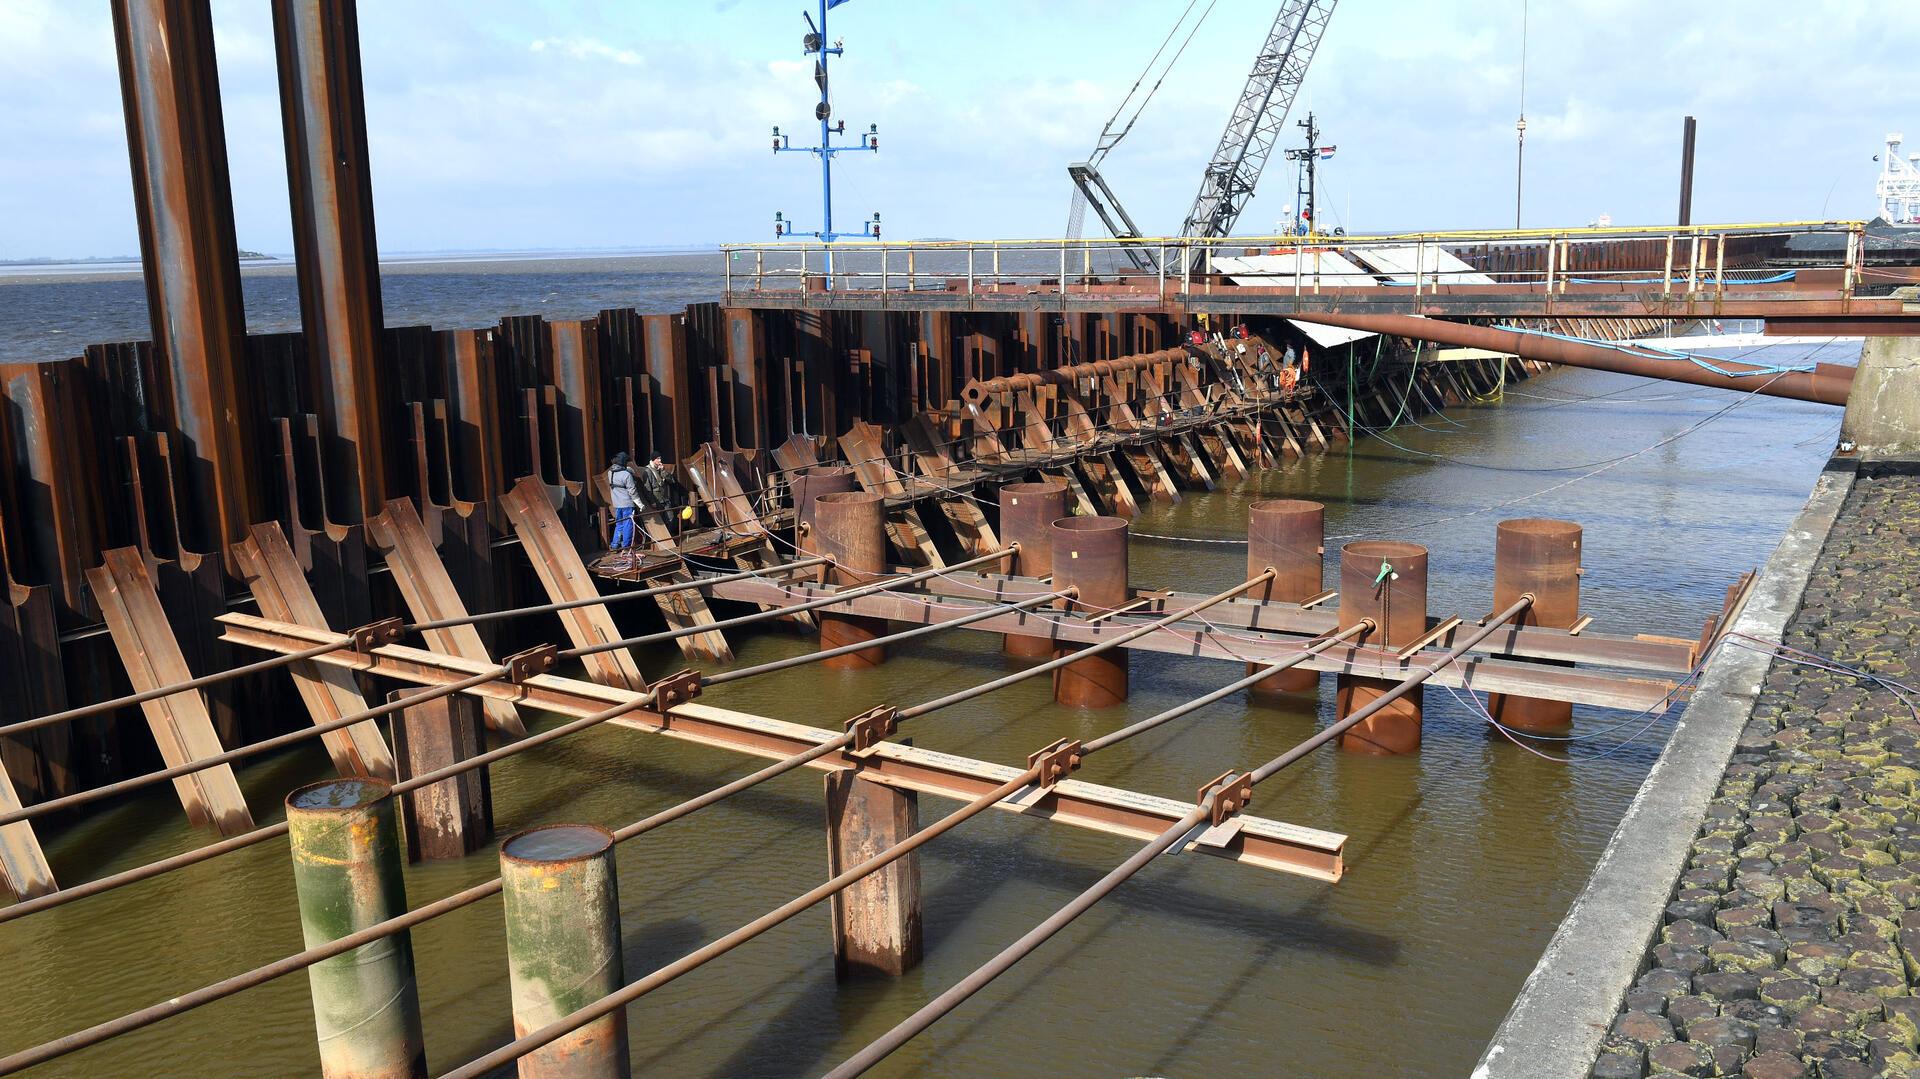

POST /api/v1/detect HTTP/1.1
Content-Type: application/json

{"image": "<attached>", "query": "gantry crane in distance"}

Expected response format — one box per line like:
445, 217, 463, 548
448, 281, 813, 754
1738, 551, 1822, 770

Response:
1066, 0, 1339, 269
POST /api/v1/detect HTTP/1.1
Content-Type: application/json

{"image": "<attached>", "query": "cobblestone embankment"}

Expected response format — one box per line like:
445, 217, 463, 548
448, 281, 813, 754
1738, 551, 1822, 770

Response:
1597, 470, 1920, 1079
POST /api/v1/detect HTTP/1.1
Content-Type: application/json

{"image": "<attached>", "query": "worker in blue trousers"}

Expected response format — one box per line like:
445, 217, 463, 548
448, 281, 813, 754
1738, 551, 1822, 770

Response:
608, 451, 640, 554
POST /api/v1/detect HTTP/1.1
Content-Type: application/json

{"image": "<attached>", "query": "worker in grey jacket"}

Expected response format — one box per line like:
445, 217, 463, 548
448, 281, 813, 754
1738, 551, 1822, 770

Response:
608, 451, 640, 551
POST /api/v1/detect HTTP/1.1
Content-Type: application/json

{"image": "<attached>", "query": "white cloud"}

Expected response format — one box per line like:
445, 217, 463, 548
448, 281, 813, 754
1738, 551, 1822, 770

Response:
0, 0, 1911, 256
529, 37, 643, 67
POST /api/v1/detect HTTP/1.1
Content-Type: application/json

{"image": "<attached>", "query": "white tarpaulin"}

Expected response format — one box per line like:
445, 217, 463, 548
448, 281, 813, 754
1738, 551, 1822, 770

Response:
1344, 244, 1496, 285
1210, 253, 1379, 347
1211, 251, 1380, 288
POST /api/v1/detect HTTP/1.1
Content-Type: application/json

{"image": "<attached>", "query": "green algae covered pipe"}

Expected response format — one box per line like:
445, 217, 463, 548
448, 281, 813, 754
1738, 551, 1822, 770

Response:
500, 824, 629, 1079
285, 778, 427, 1079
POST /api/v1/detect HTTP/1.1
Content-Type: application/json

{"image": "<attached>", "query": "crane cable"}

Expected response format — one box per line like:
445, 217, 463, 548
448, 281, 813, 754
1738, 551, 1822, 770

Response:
1094, 0, 1219, 163
1069, 0, 1219, 236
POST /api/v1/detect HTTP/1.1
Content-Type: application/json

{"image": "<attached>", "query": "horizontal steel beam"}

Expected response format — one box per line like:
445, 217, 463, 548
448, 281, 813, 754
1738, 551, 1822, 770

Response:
699, 578, 1678, 713
216, 614, 1347, 882
723, 288, 1914, 326
901, 573, 1698, 673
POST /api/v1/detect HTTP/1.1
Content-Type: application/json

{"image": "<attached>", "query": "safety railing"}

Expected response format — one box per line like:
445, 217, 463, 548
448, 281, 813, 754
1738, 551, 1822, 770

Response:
719, 219, 1868, 305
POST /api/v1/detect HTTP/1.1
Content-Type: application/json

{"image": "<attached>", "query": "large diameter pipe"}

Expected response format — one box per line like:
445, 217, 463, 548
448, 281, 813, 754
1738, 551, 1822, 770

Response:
500, 824, 629, 1079
1049, 516, 1130, 707
809, 491, 890, 669
962, 347, 1190, 405
1284, 312, 1854, 406
791, 465, 856, 538
1336, 540, 1429, 755
1246, 500, 1325, 696
1486, 519, 1582, 734
285, 778, 427, 1079
998, 482, 1069, 658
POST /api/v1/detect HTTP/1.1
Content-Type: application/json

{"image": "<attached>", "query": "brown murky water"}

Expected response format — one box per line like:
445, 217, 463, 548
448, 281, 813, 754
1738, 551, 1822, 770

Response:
0, 348, 1851, 1077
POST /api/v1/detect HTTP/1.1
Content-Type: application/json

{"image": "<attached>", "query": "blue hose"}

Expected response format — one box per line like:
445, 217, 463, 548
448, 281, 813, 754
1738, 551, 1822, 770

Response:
1490, 324, 1818, 377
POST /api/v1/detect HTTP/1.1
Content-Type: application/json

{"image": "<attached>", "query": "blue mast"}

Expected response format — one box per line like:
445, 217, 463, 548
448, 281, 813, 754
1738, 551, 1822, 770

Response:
772, 0, 879, 287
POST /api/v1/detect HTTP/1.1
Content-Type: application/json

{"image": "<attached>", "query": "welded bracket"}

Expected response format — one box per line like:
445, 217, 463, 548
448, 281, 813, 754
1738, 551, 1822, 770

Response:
1027, 737, 1084, 789
504, 644, 560, 684
349, 617, 406, 654
650, 668, 704, 711
843, 705, 899, 758
1198, 770, 1255, 826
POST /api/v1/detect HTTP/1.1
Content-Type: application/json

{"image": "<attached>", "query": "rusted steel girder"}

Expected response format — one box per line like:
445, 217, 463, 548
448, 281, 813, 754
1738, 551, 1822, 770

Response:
900, 574, 1696, 673
217, 613, 1348, 881
273, 0, 390, 524
112, 0, 260, 558
1284, 311, 1855, 405
701, 576, 1679, 713
960, 347, 1192, 405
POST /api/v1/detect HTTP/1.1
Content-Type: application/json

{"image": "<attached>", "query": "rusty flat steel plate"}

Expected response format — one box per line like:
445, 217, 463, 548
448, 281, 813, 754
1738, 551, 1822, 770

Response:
89, 548, 256, 835
900, 573, 1698, 674
499, 477, 649, 691
234, 524, 396, 780
366, 500, 528, 737
699, 579, 1677, 713
0, 766, 55, 900
217, 614, 1346, 882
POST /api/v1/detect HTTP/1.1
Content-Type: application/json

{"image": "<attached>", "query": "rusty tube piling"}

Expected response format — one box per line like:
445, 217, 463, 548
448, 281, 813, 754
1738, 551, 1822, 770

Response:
790, 465, 856, 539
997, 481, 1070, 658
500, 824, 630, 1079
808, 491, 891, 669
285, 778, 427, 1079
1049, 516, 1131, 707
1486, 518, 1584, 734
1336, 540, 1430, 755
1245, 499, 1326, 696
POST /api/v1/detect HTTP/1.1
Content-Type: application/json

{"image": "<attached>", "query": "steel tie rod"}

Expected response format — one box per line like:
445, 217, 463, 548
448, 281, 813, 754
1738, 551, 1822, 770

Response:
0, 588, 1070, 927
897, 568, 1279, 720
0, 634, 355, 742
404, 555, 832, 632
1, 576, 1310, 1069
0, 592, 1080, 1066
559, 544, 1020, 660
824, 596, 1536, 1077
433, 572, 1299, 1078
0, 664, 510, 830
0, 680, 678, 1075
705, 588, 1073, 686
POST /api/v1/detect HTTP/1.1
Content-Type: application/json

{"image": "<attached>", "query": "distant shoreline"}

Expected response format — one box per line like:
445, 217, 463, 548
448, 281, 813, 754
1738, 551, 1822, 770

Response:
0, 248, 727, 285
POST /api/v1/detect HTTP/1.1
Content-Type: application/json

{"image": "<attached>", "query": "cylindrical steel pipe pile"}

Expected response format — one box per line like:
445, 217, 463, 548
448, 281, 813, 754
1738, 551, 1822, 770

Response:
285, 778, 426, 1079
790, 465, 856, 538
500, 824, 629, 1079
806, 491, 891, 669
1049, 516, 1131, 707
1336, 540, 1429, 755
1246, 499, 1326, 696
997, 481, 1070, 658
1486, 518, 1583, 734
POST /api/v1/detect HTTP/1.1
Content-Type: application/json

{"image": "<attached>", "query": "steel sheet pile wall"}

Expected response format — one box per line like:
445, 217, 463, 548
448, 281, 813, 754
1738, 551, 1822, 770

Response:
0, 301, 1194, 799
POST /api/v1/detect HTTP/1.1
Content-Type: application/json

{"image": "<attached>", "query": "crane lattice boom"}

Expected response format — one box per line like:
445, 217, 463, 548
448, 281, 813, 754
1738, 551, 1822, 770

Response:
1181, 0, 1337, 238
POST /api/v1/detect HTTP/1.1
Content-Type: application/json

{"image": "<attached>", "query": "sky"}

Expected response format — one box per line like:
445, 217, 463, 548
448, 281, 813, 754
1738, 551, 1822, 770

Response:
0, 0, 1912, 259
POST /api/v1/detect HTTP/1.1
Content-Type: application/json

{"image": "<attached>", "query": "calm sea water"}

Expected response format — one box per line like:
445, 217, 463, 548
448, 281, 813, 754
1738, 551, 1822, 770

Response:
0, 261, 1855, 1077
